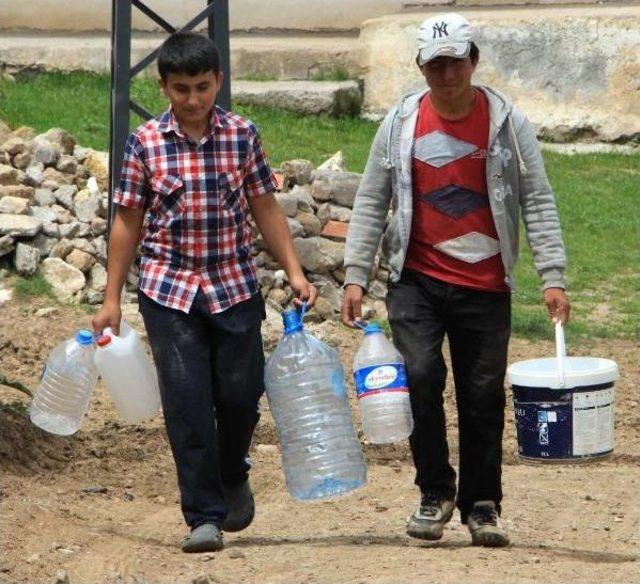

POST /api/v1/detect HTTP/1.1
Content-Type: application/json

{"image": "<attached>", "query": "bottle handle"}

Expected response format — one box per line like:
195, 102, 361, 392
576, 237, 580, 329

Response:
298, 301, 308, 321
554, 320, 567, 388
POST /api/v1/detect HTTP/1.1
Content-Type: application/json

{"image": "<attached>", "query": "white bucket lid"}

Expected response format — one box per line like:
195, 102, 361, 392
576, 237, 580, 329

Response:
507, 322, 619, 390
507, 356, 619, 389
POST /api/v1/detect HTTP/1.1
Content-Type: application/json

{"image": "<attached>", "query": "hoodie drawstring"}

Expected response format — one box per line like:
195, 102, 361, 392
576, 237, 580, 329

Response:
508, 115, 528, 175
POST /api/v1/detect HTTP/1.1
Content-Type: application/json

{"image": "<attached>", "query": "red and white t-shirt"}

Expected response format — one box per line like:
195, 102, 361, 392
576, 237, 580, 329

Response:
405, 90, 508, 292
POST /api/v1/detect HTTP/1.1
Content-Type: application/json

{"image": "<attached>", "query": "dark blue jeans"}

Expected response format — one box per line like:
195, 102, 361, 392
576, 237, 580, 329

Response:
138, 289, 266, 528
386, 269, 511, 522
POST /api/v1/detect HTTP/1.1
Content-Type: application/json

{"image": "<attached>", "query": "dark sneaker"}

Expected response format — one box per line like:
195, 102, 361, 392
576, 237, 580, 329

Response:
182, 523, 224, 553
467, 501, 509, 547
406, 492, 455, 541
221, 479, 255, 533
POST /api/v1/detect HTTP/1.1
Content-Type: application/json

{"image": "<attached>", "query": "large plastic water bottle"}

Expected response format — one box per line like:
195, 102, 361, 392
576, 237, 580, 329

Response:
265, 306, 366, 501
94, 321, 161, 424
353, 323, 414, 444
29, 330, 99, 435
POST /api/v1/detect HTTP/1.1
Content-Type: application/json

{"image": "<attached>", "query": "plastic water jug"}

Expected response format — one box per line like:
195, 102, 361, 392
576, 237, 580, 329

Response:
94, 321, 161, 424
265, 305, 366, 501
29, 330, 99, 435
353, 323, 413, 444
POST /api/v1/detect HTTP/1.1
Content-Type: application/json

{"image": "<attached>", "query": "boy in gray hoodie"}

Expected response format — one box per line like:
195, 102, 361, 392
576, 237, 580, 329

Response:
342, 13, 570, 547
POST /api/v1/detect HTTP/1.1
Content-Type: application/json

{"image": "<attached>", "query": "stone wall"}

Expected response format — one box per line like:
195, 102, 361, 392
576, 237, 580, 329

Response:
0, 121, 388, 322
361, 6, 640, 143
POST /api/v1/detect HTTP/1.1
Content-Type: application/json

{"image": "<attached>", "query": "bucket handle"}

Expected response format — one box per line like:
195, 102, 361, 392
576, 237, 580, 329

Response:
555, 320, 567, 388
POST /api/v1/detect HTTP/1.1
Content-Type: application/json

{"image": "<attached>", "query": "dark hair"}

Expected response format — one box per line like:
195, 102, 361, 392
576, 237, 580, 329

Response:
415, 41, 480, 67
157, 32, 221, 80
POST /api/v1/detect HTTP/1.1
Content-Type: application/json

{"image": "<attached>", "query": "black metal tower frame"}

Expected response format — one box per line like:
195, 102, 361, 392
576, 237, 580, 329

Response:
108, 0, 231, 230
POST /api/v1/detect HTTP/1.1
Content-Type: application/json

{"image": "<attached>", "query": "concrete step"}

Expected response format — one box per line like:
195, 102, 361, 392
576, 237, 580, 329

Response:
0, 32, 362, 81
233, 80, 362, 116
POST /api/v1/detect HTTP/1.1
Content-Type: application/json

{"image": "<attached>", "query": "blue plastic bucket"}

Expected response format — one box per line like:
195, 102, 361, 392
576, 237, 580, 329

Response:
507, 323, 618, 461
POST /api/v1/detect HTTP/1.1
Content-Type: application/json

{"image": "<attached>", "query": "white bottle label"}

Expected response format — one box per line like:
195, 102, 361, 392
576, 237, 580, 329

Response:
354, 363, 409, 399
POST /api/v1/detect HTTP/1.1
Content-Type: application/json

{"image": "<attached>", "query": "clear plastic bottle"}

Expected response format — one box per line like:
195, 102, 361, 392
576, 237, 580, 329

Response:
265, 307, 366, 501
29, 330, 99, 435
94, 321, 161, 424
353, 323, 414, 444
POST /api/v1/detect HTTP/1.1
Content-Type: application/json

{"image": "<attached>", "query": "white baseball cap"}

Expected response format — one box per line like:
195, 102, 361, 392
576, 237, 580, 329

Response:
417, 13, 474, 66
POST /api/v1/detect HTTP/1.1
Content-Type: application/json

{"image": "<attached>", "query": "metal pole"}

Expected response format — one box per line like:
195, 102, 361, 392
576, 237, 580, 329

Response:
108, 0, 132, 232
209, 0, 231, 110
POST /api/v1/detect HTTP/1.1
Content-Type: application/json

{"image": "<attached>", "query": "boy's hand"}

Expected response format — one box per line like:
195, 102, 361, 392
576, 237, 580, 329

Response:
289, 275, 318, 309
342, 284, 365, 328
92, 301, 123, 336
543, 288, 570, 324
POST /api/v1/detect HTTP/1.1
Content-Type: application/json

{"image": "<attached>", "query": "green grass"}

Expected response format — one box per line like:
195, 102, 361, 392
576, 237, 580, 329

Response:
0, 71, 377, 171
512, 152, 640, 341
1, 72, 638, 340
12, 274, 55, 300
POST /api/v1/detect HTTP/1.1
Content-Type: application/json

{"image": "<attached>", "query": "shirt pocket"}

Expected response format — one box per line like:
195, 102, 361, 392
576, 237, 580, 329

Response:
150, 174, 186, 220
216, 169, 247, 218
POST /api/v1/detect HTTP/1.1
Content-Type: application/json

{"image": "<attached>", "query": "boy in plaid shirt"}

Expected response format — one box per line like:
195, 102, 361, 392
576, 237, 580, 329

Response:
93, 32, 317, 553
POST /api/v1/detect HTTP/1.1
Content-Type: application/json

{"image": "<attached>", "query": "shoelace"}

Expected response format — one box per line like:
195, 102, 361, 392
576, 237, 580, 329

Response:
470, 506, 498, 526
420, 493, 443, 517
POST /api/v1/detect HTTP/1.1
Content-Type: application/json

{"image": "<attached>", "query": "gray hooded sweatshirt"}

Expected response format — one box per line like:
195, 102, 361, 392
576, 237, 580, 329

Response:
344, 86, 567, 293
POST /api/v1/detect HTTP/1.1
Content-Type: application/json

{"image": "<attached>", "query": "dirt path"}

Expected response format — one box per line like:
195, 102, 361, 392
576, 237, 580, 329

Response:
1, 293, 638, 584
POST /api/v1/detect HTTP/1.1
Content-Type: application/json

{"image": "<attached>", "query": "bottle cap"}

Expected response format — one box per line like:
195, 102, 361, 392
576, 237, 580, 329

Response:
282, 308, 303, 334
76, 329, 95, 346
363, 323, 383, 335
96, 335, 112, 347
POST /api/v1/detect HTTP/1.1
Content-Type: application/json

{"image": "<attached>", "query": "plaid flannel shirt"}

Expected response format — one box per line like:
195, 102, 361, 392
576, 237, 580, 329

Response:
113, 106, 278, 313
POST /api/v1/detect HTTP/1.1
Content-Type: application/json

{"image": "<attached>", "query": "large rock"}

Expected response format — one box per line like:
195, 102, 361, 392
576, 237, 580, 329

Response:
73, 188, 100, 222
54, 184, 78, 210
65, 249, 96, 273
83, 151, 109, 191
12, 151, 32, 170
0, 185, 35, 201
39, 128, 76, 156
286, 217, 304, 238
49, 239, 74, 259
1, 136, 28, 157
274, 192, 298, 218
33, 137, 60, 166
0, 214, 42, 237
32, 233, 57, 258
25, 163, 44, 187
42, 167, 75, 190
293, 236, 344, 273
56, 155, 78, 175
0, 164, 20, 186
233, 80, 362, 116
14, 243, 40, 277
290, 185, 316, 213
29, 205, 58, 223
0, 234, 15, 257
296, 211, 322, 236
317, 151, 346, 173
41, 257, 86, 301
311, 171, 361, 208
0, 196, 29, 215
281, 159, 314, 187
88, 263, 107, 293
33, 188, 55, 206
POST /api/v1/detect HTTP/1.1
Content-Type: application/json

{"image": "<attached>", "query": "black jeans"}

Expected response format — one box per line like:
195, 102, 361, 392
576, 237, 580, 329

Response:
386, 269, 510, 522
138, 289, 266, 528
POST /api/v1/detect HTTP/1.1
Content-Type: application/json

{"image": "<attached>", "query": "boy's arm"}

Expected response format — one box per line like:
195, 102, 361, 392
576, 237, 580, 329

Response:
342, 114, 394, 327
92, 206, 146, 335
514, 112, 570, 323
249, 194, 317, 307
92, 133, 149, 335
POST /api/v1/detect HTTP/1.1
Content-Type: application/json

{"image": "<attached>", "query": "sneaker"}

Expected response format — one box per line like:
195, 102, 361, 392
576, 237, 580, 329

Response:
406, 492, 455, 541
221, 479, 255, 533
467, 501, 510, 547
182, 523, 224, 553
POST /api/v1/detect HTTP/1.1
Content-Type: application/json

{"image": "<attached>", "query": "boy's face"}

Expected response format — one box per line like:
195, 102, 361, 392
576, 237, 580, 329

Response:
160, 70, 222, 127
420, 56, 476, 103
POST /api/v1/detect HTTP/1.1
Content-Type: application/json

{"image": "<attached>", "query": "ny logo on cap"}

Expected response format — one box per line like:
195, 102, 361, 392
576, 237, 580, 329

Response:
432, 22, 449, 39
